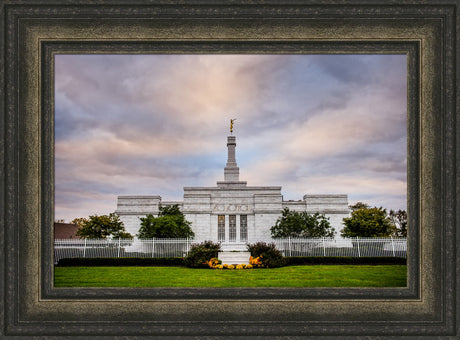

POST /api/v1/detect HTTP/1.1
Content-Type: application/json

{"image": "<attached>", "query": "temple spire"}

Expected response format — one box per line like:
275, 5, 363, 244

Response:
217, 118, 246, 187
224, 135, 239, 181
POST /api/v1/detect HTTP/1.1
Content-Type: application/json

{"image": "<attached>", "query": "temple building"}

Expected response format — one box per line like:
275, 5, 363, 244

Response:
116, 130, 349, 248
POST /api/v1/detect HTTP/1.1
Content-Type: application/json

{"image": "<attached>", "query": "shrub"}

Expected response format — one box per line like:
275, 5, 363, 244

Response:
247, 242, 286, 268
56, 257, 185, 267
284, 256, 406, 266
184, 240, 221, 268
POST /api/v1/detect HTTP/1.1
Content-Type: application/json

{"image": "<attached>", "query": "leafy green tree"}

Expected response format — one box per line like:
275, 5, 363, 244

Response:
341, 206, 396, 238
74, 213, 133, 239
158, 204, 182, 217
389, 209, 407, 237
137, 204, 194, 239
270, 208, 335, 238
349, 202, 370, 211
70, 217, 89, 228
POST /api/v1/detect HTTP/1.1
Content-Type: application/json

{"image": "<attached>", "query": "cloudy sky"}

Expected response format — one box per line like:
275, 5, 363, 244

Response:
54, 54, 407, 222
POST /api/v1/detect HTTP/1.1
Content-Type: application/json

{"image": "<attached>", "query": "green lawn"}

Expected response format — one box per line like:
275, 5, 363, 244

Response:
54, 265, 407, 288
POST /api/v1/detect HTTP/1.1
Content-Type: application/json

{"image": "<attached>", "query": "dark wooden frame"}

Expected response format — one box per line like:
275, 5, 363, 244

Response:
1, 1, 458, 338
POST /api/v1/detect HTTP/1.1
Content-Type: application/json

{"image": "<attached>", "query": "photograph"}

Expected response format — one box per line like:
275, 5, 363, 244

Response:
53, 53, 408, 288
2, 1, 456, 338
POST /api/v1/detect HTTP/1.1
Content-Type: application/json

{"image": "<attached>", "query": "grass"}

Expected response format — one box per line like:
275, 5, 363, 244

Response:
54, 265, 407, 288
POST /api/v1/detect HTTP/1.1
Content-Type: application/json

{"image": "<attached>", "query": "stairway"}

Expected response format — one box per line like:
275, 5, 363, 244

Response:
218, 251, 251, 265
219, 242, 248, 251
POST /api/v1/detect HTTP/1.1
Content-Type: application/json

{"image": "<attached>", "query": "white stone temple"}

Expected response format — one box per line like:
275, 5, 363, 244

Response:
116, 131, 350, 249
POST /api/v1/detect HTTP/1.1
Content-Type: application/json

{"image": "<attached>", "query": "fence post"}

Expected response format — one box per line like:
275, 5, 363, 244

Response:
83, 238, 87, 258
322, 237, 326, 256
288, 237, 292, 257
356, 237, 361, 257
151, 238, 155, 258
391, 236, 396, 257
117, 237, 121, 258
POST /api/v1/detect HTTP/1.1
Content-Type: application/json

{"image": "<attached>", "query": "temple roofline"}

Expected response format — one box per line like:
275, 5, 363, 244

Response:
183, 185, 282, 191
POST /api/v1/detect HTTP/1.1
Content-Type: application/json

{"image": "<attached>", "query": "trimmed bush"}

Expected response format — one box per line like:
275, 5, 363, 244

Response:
285, 256, 406, 266
247, 242, 286, 268
184, 240, 221, 268
56, 257, 185, 267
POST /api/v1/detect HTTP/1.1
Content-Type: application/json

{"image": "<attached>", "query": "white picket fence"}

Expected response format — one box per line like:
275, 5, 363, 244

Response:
54, 237, 407, 264
272, 237, 407, 258
54, 238, 193, 264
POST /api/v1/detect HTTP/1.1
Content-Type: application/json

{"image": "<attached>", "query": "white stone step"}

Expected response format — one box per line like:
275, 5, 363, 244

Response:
218, 251, 251, 265
220, 242, 248, 251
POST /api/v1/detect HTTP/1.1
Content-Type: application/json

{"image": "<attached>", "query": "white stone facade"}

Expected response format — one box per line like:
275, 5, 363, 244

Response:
116, 136, 350, 246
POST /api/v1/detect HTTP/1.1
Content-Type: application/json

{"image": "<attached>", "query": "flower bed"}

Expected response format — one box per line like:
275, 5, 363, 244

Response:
206, 257, 254, 269
249, 255, 263, 268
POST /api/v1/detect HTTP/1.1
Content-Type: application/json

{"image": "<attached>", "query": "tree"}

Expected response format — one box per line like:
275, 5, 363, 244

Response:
71, 217, 89, 228
158, 204, 182, 217
137, 204, 195, 239
270, 208, 335, 238
389, 209, 407, 237
74, 213, 133, 239
341, 206, 396, 238
349, 202, 370, 211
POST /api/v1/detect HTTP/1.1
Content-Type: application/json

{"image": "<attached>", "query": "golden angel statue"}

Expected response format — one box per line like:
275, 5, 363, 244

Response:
230, 118, 236, 134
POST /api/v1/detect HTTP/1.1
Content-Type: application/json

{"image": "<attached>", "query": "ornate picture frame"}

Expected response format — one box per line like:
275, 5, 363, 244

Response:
1, 1, 457, 337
